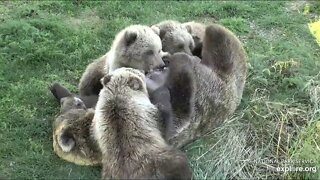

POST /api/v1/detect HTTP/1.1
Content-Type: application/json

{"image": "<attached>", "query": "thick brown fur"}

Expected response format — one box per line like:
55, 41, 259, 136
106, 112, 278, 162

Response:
92, 68, 192, 179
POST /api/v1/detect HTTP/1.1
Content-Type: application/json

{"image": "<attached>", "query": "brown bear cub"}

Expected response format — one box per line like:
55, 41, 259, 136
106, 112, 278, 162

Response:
78, 25, 165, 96
92, 68, 192, 179
152, 20, 195, 55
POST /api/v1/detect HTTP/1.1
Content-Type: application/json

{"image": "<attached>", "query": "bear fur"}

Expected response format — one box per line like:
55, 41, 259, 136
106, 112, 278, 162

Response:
78, 25, 165, 96
92, 68, 192, 179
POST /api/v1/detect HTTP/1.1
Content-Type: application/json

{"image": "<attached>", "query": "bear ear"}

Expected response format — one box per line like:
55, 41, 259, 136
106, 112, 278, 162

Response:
151, 25, 160, 36
58, 128, 75, 152
151, 25, 166, 40
100, 75, 112, 87
159, 29, 166, 40
128, 76, 142, 91
124, 29, 138, 46
185, 24, 192, 34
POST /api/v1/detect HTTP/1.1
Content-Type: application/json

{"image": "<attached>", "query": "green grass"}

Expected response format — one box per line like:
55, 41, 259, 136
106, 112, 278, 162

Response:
0, 1, 319, 179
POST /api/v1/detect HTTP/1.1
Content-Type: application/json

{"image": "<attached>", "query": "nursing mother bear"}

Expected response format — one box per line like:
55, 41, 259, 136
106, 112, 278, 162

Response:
51, 23, 247, 165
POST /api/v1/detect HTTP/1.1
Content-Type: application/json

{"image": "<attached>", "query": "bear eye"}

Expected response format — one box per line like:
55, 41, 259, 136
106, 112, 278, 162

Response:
145, 50, 154, 55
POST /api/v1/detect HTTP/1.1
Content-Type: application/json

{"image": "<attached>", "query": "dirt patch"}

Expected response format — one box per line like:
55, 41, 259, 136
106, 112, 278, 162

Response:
286, 1, 319, 20
249, 21, 283, 41
286, 1, 308, 13
67, 8, 100, 29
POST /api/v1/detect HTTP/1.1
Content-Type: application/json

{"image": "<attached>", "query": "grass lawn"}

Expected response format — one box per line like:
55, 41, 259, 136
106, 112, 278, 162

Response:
0, 1, 319, 179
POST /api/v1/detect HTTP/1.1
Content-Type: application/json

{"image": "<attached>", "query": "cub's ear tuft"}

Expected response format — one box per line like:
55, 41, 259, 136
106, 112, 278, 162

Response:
151, 25, 160, 36
58, 128, 75, 152
152, 24, 166, 40
124, 29, 138, 46
101, 75, 112, 87
128, 76, 142, 91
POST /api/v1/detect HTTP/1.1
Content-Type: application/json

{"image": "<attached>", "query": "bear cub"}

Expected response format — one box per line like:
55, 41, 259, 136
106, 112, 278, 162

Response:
92, 68, 192, 180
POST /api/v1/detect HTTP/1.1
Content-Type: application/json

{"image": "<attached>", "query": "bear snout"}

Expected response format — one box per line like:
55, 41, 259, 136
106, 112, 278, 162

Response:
151, 55, 165, 70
